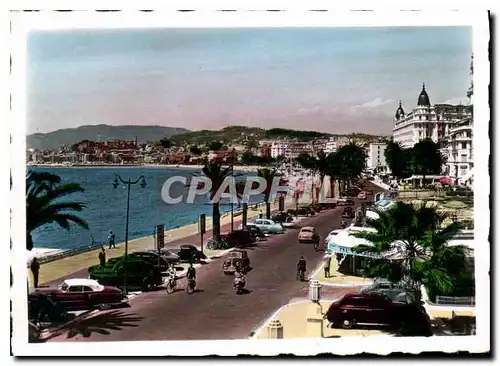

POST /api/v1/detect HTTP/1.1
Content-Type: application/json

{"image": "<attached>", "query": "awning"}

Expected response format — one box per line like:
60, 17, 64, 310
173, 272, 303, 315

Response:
327, 231, 380, 258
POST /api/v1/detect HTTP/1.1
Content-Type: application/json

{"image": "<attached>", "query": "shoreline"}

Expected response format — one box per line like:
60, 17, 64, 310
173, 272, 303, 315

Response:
27, 163, 268, 172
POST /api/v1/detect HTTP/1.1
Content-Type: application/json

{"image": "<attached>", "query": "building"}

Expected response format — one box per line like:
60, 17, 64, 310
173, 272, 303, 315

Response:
365, 142, 388, 173
393, 84, 471, 148
442, 117, 473, 186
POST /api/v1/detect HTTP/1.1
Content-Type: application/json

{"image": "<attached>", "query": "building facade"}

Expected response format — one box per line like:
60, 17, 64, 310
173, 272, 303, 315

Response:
365, 142, 388, 173
393, 84, 471, 149
442, 117, 473, 186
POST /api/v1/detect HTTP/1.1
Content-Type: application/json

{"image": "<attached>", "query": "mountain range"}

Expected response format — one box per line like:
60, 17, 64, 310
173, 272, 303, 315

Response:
27, 124, 189, 150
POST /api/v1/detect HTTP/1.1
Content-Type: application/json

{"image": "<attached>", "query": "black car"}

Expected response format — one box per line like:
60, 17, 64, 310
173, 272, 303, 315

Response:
89, 257, 163, 291
245, 225, 266, 241
173, 244, 207, 263
272, 212, 291, 223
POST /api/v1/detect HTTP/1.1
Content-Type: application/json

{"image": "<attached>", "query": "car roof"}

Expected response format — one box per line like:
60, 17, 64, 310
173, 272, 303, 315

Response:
301, 226, 315, 230
63, 278, 103, 290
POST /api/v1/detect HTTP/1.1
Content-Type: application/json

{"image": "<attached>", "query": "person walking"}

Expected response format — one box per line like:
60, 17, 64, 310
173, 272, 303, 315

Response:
30, 257, 40, 289
108, 230, 116, 249
323, 252, 332, 278
259, 210, 263, 219
98, 247, 106, 267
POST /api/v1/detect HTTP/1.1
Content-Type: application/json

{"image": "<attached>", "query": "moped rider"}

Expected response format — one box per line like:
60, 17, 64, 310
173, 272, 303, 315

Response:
186, 263, 196, 287
234, 269, 246, 289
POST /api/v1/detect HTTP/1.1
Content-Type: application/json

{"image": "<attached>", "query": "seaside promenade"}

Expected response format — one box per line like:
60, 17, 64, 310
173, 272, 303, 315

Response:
44, 183, 384, 343
36, 199, 288, 286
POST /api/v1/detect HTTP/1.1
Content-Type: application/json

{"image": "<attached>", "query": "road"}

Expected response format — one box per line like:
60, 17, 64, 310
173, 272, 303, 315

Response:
44, 184, 383, 342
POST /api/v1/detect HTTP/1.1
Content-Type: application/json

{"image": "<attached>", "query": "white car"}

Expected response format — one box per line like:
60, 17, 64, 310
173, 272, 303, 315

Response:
324, 229, 343, 244
246, 219, 284, 234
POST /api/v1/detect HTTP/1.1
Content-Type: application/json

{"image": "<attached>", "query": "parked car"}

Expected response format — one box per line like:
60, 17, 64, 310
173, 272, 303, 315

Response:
287, 207, 314, 216
222, 249, 251, 274
28, 293, 71, 325
271, 212, 292, 223
281, 216, 299, 228
246, 218, 284, 234
221, 229, 256, 246
298, 226, 320, 244
341, 207, 355, 218
358, 191, 367, 200
325, 292, 409, 329
172, 244, 207, 263
319, 202, 338, 210
34, 278, 125, 311
89, 257, 163, 291
360, 279, 408, 302
245, 225, 267, 241
324, 229, 343, 244
135, 250, 180, 271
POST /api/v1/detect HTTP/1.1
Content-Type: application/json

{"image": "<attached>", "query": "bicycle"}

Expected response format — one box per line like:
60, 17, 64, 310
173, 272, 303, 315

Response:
165, 276, 177, 294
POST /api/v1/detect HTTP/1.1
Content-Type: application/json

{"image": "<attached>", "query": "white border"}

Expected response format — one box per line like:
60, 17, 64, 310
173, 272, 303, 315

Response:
9, 9, 490, 356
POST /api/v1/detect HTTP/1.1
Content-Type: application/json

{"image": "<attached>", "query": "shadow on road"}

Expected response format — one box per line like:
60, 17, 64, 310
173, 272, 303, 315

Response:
42, 310, 145, 341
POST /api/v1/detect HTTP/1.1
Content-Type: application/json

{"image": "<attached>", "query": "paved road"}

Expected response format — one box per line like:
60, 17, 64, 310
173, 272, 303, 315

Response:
45, 184, 383, 342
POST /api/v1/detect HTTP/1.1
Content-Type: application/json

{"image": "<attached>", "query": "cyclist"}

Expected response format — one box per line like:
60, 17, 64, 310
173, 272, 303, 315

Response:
296, 256, 307, 280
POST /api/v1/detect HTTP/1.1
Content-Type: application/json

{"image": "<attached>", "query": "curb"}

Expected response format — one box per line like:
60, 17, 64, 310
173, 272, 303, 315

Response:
248, 298, 341, 339
309, 262, 373, 288
39, 309, 100, 339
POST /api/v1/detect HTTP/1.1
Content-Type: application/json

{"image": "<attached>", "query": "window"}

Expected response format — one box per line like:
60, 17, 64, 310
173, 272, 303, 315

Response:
68, 286, 82, 292
82, 286, 94, 293
344, 297, 369, 307
461, 142, 467, 149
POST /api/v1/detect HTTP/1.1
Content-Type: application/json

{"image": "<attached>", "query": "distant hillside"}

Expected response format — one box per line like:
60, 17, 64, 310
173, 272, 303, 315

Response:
170, 126, 336, 145
27, 124, 189, 150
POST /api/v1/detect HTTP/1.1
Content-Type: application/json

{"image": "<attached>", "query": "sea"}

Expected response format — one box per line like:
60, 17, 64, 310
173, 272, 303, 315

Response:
28, 166, 265, 252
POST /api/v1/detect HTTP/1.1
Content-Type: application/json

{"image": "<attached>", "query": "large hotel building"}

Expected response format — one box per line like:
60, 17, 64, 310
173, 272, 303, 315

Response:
392, 84, 471, 149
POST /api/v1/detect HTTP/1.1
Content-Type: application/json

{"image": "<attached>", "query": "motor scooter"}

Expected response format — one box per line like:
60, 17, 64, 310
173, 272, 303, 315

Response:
234, 278, 246, 295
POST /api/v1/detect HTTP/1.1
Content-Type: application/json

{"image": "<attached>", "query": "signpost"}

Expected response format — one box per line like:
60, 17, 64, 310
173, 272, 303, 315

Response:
199, 214, 206, 254
156, 224, 165, 270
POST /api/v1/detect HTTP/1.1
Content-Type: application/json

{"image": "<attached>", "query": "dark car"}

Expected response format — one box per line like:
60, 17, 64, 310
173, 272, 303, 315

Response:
221, 229, 256, 246
271, 212, 291, 223
89, 257, 163, 291
245, 225, 266, 241
325, 292, 409, 329
34, 278, 125, 311
135, 250, 180, 270
28, 293, 71, 324
173, 244, 207, 263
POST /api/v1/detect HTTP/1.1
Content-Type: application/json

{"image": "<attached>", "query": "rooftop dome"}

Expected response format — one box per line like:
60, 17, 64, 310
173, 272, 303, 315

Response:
395, 100, 405, 120
417, 83, 431, 106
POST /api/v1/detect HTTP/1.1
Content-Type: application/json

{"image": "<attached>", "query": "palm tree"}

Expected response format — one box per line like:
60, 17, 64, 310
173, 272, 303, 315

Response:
201, 162, 232, 240
335, 143, 367, 195
26, 171, 89, 251
257, 168, 278, 218
352, 202, 468, 300
384, 140, 411, 180
411, 138, 445, 185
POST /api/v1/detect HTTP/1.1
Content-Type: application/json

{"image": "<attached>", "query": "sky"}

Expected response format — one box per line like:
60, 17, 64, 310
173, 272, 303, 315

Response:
27, 27, 472, 135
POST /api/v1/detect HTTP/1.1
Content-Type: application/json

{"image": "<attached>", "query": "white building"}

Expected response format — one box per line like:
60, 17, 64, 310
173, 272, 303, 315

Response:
442, 117, 474, 186
393, 84, 471, 148
365, 142, 388, 173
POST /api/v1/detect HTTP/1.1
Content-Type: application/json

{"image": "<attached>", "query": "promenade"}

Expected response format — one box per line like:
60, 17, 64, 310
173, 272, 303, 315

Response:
43, 183, 385, 343
36, 200, 287, 286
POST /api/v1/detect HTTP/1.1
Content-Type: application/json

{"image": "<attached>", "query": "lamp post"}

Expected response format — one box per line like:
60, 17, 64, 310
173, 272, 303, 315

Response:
112, 174, 147, 294
230, 152, 235, 233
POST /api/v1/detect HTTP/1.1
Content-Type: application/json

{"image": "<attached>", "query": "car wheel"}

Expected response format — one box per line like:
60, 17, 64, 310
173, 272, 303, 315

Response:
99, 303, 112, 310
142, 277, 154, 292
342, 319, 353, 329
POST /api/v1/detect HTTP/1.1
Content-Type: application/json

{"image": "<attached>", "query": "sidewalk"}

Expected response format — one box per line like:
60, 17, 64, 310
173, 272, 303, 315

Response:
36, 200, 287, 285
311, 258, 373, 287
252, 299, 388, 339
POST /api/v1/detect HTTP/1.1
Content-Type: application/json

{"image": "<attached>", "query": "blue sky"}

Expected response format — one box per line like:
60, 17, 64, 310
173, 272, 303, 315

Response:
27, 27, 472, 135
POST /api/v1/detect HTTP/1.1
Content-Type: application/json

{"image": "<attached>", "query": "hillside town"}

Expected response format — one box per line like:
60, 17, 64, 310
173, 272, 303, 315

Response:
26, 83, 474, 188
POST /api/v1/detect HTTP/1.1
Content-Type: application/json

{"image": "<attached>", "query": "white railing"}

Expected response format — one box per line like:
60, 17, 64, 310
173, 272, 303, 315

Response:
435, 296, 475, 305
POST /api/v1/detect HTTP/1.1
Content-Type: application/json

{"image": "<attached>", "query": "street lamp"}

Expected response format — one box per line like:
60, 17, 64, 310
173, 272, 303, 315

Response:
112, 174, 147, 294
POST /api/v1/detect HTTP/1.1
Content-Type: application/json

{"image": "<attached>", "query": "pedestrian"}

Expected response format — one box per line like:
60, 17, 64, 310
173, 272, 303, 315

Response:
323, 252, 332, 278
259, 210, 263, 219
30, 257, 40, 289
108, 230, 116, 249
98, 247, 106, 266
